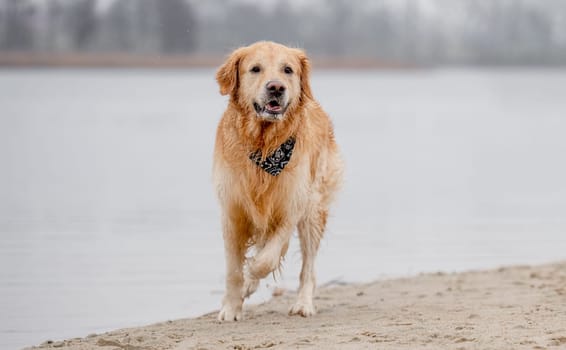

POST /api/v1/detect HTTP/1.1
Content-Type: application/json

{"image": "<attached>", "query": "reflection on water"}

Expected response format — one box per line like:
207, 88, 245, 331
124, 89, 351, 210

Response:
1, 69, 565, 349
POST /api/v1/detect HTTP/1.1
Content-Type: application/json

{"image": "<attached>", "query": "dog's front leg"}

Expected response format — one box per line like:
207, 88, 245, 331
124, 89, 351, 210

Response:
218, 215, 248, 321
247, 224, 293, 286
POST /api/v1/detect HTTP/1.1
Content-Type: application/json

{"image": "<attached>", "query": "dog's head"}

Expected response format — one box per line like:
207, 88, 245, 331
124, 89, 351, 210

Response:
216, 41, 313, 122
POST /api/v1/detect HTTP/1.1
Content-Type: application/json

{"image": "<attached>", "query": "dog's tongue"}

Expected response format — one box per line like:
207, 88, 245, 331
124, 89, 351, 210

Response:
266, 101, 282, 112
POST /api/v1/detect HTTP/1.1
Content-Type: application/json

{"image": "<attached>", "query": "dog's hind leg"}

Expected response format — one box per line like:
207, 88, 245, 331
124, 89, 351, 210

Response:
289, 209, 327, 317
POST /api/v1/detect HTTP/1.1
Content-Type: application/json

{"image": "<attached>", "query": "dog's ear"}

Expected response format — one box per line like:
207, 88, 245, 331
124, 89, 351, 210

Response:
216, 47, 247, 96
296, 49, 314, 102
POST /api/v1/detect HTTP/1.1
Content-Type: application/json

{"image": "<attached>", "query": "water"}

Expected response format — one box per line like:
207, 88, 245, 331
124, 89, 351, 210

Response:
1, 68, 565, 350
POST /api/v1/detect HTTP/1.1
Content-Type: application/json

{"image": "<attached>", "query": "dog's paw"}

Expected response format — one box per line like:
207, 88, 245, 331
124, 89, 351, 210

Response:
242, 277, 259, 299
218, 303, 243, 322
289, 301, 316, 317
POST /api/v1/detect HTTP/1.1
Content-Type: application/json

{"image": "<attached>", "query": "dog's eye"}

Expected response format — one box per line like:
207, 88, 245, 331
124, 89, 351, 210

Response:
250, 66, 261, 73
284, 66, 293, 74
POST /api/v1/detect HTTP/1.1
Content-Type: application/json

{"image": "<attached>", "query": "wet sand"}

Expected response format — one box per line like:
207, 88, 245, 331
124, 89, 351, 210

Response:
26, 261, 566, 350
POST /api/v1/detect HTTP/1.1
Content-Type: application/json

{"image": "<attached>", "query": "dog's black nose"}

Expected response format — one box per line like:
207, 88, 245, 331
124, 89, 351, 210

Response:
266, 80, 286, 97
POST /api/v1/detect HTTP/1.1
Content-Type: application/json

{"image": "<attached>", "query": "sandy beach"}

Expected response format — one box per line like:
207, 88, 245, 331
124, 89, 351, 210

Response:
25, 261, 566, 350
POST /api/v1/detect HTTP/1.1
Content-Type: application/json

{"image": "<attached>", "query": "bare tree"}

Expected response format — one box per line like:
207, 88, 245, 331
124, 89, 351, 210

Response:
156, 0, 197, 53
68, 0, 97, 50
1, 0, 35, 50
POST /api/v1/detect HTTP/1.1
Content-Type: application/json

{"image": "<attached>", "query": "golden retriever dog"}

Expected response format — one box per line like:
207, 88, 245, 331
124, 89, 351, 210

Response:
213, 41, 343, 321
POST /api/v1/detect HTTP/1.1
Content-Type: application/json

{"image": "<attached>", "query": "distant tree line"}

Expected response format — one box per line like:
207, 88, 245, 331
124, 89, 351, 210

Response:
0, 0, 197, 54
1, 0, 565, 65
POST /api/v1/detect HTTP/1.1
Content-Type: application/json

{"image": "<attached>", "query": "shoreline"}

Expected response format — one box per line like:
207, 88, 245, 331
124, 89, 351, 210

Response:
2, 53, 566, 70
0, 52, 409, 70
25, 261, 566, 349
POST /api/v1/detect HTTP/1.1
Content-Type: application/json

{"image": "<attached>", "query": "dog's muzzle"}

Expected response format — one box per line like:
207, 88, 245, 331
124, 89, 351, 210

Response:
254, 80, 288, 120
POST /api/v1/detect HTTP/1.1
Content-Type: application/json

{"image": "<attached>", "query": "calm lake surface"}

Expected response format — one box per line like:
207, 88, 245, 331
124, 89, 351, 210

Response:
1, 68, 565, 349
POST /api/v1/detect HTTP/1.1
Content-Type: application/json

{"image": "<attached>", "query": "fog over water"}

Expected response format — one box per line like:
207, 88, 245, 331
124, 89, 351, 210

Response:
1, 68, 565, 349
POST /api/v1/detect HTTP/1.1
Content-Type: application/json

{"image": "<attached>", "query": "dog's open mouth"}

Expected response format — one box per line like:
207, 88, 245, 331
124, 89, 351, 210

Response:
254, 100, 285, 116
266, 100, 282, 113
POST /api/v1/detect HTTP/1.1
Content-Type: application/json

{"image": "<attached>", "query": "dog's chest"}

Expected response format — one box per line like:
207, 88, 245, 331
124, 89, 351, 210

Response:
239, 157, 309, 226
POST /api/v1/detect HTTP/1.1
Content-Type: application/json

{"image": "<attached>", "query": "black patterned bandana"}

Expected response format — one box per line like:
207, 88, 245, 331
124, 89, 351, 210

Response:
249, 137, 296, 176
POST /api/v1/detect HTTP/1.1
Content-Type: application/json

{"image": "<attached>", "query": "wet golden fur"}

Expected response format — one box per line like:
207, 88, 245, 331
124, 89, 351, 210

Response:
213, 41, 343, 321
